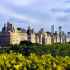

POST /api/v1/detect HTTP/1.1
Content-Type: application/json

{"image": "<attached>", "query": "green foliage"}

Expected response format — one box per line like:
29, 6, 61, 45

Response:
0, 43, 70, 69
0, 53, 69, 70
1, 43, 70, 56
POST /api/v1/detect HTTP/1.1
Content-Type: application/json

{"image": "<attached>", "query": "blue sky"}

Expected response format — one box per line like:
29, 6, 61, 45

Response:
0, 0, 70, 32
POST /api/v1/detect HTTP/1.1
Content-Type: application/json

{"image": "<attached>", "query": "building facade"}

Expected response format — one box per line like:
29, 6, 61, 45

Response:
0, 22, 70, 46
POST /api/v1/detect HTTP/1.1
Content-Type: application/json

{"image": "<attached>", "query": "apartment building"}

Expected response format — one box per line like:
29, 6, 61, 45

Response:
0, 22, 69, 46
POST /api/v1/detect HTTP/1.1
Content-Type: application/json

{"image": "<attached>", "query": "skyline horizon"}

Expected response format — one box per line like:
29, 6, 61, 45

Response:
0, 0, 70, 32
0, 20, 69, 33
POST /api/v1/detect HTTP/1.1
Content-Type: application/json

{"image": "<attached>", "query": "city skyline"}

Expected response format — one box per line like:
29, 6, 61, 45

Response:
0, 22, 69, 45
0, 22, 68, 33
0, 0, 70, 32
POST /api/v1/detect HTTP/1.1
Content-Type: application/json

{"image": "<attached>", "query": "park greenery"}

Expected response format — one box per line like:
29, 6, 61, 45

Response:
0, 42, 70, 70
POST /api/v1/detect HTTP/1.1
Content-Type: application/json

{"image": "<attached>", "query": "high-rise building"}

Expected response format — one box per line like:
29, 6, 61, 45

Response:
0, 22, 69, 46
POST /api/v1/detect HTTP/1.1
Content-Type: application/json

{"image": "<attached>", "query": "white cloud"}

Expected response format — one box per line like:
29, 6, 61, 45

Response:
0, 0, 70, 32
2, 0, 36, 7
0, 4, 40, 24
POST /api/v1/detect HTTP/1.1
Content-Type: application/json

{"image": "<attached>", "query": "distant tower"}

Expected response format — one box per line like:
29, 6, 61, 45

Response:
67, 32, 70, 38
42, 34, 45, 44
39, 28, 44, 44
27, 26, 32, 42
59, 26, 62, 33
2, 23, 7, 32
51, 25, 54, 44
40, 28, 44, 33
64, 33, 67, 43
51, 25, 54, 34
67, 32, 70, 43
55, 31, 57, 43
59, 26, 62, 43
6, 21, 15, 32
7, 22, 12, 32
